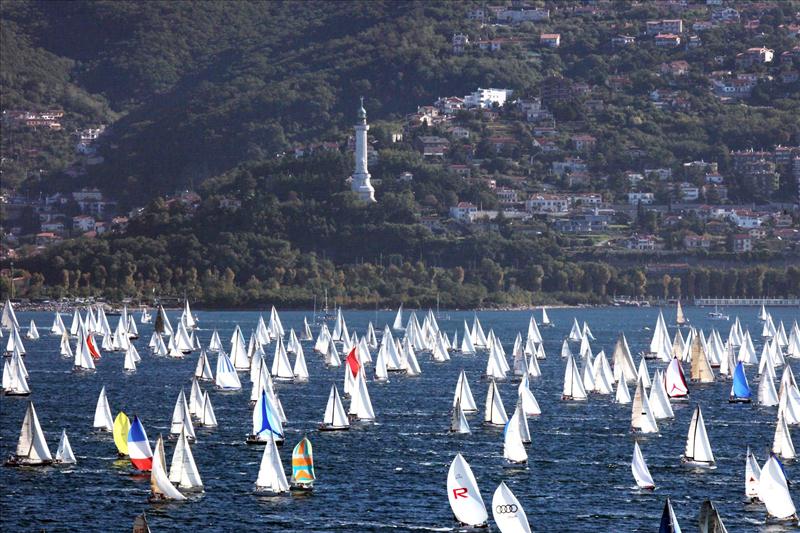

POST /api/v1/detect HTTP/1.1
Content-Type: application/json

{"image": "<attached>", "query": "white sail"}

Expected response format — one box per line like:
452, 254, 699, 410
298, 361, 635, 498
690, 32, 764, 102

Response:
270, 337, 294, 380
189, 377, 203, 416
51, 312, 65, 336
541, 307, 552, 326
561, 339, 572, 358
293, 343, 309, 382
26, 320, 39, 340
562, 353, 587, 400
392, 304, 404, 330
664, 357, 689, 398
1, 299, 20, 330
170, 389, 196, 441
322, 384, 350, 429
518, 375, 541, 416
631, 441, 655, 489
453, 370, 478, 412
123, 345, 137, 372
199, 391, 218, 427
93, 386, 114, 431
631, 378, 658, 433
484, 380, 509, 426
349, 371, 375, 421
637, 358, 651, 388
759, 371, 780, 406
612, 333, 637, 383
447, 454, 488, 527
255, 434, 289, 493
773, 414, 797, 460
461, 321, 476, 354
648, 370, 675, 419
504, 406, 528, 464
215, 352, 242, 390
745, 447, 761, 500
759, 454, 797, 520
55, 429, 76, 465
615, 378, 631, 404
592, 351, 614, 395
169, 427, 203, 490
151, 435, 186, 501
492, 482, 531, 533
684, 405, 714, 465
13, 402, 52, 465
450, 400, 470, 434
568, 318, 582, 342
4, 352, 30, 395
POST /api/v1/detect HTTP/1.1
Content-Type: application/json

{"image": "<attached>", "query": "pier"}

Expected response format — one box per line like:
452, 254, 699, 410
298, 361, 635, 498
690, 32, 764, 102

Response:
694, 297, 800, 307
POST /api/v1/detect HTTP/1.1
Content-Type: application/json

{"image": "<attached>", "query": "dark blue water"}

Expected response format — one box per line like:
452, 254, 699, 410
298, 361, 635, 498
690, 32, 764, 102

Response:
1, 306, 799, 532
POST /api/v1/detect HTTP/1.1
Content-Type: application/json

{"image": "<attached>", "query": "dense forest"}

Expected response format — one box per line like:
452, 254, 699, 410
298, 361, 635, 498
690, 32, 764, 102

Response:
2, 0, 800, 306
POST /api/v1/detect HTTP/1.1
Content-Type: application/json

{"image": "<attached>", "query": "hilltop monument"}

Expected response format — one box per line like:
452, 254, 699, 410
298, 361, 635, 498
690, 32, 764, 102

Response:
350, 97, 376, 202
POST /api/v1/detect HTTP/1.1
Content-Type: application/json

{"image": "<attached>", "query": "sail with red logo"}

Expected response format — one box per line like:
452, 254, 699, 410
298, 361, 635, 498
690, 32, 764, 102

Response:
664, 357, 689, 399
447, 453, 488, 527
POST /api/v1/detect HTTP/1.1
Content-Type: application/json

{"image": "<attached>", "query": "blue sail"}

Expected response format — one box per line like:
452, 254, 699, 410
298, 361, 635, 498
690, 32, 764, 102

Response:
732, 362, 751, 399
258, 390, 283, 438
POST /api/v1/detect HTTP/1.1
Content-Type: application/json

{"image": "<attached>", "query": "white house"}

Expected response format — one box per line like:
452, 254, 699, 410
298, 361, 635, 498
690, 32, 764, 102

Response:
450, 202, 478, 221
464, 88, 513, 109
525, 194, 570, 213
627, 192, 654, 205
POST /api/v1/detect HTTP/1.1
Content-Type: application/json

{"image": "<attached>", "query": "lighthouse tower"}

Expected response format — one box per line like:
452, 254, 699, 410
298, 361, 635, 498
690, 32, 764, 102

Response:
350, 97, 376, 202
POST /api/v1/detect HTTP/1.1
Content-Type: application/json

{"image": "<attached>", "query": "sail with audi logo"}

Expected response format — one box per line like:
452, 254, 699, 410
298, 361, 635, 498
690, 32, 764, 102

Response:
491, 481, 531, 533
447, 454, 488, 528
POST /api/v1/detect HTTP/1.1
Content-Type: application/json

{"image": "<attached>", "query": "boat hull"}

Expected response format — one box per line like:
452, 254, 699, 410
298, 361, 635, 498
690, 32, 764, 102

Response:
728, 397, 752, 403
246, 435, 284, 446
318, 424, 349, 432
4, 456, 52, 467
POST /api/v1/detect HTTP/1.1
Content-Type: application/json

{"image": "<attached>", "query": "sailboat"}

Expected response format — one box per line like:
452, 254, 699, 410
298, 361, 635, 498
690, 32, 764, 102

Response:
450, 400, 471, 434
93, 386, 114, 432
198, 391, 218, 428
169, 389, 196, 442
54, 429, 76, 465
682, 405, 715, 466
215, 351, 242, 391
193, 350, 214, 381
26, 320, 39, 340
698, 500, 728, 533
453, 370, 478, 413
540, 307, 553, 328
5, 402, 52, 466
255, 433, 289, 494
503, 406, 528, 465
320, 384, 349, 431
249, 389, 284, 445
149, 434, 186, 502
492, 482, 531, 533
745, 447, 761, 501
562, 353, 588, 401
773, 413, 796, 460
290, 436, 315, 492
127, 415, 154, 471
729, 362, 752, 403
447, 454, 488, 528
348, 370, 376, 422
675, 301, 688, 327
664, 357, 689, 399
168, 427, 203, 491
631, 378, 658, 434
689, 334, 715, 383
659, 498, 683, 532
113, 412, 131, 456
3, 351, 30, 396
1, 298, 20, 330
759, 304, 769, 321
760, 454, 798, 523
484, 380, 509, 426
631, 441, 655, 489
392, 304, 405, 331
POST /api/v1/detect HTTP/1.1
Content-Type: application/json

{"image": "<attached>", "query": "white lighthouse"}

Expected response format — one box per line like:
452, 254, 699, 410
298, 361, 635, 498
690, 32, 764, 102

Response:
350, 97, 376, 202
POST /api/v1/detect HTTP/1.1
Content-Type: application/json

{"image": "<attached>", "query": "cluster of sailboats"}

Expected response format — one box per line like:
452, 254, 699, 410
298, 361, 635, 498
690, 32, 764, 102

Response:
2, 298, 799, 527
